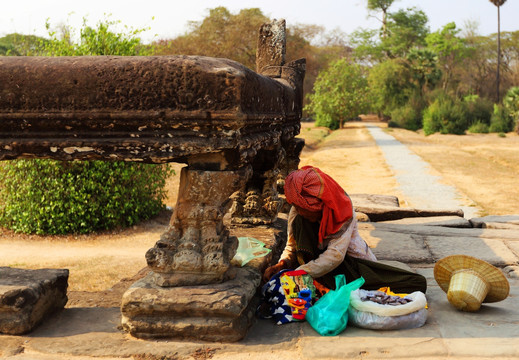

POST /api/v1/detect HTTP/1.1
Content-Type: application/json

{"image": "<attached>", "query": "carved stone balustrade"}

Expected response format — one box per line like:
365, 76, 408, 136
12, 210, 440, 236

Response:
0, 19, 305, 341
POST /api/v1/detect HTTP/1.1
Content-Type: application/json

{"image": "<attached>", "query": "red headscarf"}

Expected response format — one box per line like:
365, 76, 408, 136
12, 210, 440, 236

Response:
284, 166, 353, 245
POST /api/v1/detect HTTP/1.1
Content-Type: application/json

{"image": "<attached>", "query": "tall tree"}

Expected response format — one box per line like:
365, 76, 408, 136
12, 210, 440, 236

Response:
383, 7, 429, 58
367, 0, 397, 38
426, 22, 470, 93
305, 59, 370, 129
153, 7, 268, 69
350, 7, 429, 62
489, 0, 507, 102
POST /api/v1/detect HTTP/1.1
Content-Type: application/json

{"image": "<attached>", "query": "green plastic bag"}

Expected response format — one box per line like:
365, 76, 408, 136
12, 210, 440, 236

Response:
232, 237, 271, 266
306, 275, 365, 336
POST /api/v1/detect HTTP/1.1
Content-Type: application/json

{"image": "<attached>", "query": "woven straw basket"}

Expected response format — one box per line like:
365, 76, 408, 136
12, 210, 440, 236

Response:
434, 255, 510, 312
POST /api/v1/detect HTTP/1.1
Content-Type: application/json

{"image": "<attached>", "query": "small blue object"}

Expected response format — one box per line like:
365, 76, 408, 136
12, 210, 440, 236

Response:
298, 289, 312, 305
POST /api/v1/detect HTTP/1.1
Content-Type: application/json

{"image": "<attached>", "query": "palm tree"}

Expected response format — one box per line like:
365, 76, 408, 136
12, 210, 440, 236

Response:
489, 0, 507, 102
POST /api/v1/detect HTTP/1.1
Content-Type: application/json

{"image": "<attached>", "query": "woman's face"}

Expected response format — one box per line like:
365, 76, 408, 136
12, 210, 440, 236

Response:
293, 204, 322, 223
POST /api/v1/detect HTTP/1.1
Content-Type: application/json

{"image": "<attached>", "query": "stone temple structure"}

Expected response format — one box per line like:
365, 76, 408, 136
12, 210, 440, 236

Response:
0, 20, 305, 340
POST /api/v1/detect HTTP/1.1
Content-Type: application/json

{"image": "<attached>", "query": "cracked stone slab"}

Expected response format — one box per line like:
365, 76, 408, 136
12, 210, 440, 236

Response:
358, 224, 432, 263
426, 236, 519, 266
0, 267, 68, 335
470, 215, 519, 229
506, 241, 519, 260
360, 222, 519, 241
379, 216, 471, 228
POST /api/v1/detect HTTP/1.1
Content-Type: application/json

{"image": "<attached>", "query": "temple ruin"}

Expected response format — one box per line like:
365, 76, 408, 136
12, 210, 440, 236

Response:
0, 19, 305, 340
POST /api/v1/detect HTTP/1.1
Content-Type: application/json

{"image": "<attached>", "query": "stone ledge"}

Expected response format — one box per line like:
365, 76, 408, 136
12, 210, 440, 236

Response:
0, 267, 68, 335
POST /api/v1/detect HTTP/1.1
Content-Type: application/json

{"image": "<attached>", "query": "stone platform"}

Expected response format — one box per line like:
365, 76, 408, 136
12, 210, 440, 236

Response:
0, 267, 68, 335
121, 266, 261, 342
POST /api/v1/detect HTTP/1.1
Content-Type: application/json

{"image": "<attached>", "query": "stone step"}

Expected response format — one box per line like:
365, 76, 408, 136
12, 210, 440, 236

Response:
0, 267, 68, 335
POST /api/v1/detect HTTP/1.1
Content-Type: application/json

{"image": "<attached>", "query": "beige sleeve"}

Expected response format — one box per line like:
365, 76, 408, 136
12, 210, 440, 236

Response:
279, 206, 298, 266
296, 215, 357, 278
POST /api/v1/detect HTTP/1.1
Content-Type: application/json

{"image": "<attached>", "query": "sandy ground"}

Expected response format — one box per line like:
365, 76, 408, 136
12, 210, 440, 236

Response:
1, 121, 518, 301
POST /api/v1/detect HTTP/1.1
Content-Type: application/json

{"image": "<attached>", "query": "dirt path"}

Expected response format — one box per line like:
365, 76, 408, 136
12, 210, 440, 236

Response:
298, 122, 407, 203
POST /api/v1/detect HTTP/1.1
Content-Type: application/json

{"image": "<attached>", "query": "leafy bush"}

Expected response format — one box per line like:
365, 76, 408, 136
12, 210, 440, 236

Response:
368, 59, 414, 117
389, 94, 426, 130
423, 93, 468, 135
489, 104, 513, 133
0, 17, 173, 235
389, 104, 421, 130
0, 160, 172, 234
503, 86, 519, 131
467, 121, 489, 134
464, 96, 493, 127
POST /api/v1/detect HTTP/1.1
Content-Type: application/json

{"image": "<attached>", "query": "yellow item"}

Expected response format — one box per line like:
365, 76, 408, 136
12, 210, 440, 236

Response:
377, 287, 408, 298
377, 286, 428, 309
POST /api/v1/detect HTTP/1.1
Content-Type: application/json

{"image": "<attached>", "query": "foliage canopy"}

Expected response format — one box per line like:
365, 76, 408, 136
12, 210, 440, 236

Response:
305, 58, 370, 129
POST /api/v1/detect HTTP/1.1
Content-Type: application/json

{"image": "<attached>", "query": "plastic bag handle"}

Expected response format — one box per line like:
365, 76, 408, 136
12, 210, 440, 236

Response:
335, 274, 347, 289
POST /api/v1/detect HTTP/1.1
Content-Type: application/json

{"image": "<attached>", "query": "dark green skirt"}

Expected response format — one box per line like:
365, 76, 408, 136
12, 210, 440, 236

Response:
292, 214, 427, 293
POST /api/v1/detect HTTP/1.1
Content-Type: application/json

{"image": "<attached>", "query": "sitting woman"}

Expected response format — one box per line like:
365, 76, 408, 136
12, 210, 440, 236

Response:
263, 166, 427, 293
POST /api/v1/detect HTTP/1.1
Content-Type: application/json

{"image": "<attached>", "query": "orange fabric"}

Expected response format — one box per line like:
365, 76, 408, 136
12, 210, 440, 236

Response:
284, 166, 353, 245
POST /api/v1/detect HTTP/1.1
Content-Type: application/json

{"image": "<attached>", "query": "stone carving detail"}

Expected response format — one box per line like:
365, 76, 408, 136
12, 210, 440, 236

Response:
231, 146, 285, 225
146, 166, 251, 286
231, 169, 283, 225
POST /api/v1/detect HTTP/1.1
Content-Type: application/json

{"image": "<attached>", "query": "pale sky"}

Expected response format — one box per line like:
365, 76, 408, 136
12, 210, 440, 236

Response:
1, 0, 518, 44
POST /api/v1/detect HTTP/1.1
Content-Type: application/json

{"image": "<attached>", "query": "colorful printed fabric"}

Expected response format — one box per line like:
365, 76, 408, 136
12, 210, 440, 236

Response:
284, 166, 353, 245
257, 270, 295, 325
257, 269, 329, 325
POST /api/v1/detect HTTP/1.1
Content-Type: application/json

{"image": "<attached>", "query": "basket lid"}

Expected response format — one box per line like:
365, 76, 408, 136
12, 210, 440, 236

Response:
434, 255, 509, 303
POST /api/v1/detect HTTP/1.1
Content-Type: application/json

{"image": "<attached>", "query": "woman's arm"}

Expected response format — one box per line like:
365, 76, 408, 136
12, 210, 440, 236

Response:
278, 206, 298, 267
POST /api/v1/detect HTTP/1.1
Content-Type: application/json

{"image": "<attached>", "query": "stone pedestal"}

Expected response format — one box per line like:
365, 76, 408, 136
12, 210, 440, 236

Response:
0, 267, 68, 335
120, 266, 260, 342
145, 166, 251, 287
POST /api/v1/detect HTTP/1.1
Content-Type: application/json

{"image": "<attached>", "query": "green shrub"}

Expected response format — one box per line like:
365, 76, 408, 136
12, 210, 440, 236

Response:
315, 112, 339, 130
0, 17, 174, 235
489, 104, 513, 133
467, 121, 489, 134
0, 160, 172, 234
389, 94, 425, 130
389, 104, 421, 130
503, 86, 519, 131
306, 59, 370, 130
422, 93, 468, 135
464, 96, 493, 127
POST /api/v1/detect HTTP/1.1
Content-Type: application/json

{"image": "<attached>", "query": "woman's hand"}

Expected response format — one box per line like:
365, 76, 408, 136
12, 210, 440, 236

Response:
262, 260, 287, 283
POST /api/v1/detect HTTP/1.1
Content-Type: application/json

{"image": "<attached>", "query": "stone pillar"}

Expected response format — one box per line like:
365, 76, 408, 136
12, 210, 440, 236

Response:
145, 166, 251, 286
256, 19, 286, 74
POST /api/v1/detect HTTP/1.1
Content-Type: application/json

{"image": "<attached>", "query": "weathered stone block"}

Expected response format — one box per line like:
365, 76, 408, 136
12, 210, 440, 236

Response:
0, 267, 68, 335
120, 266, 260, 342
